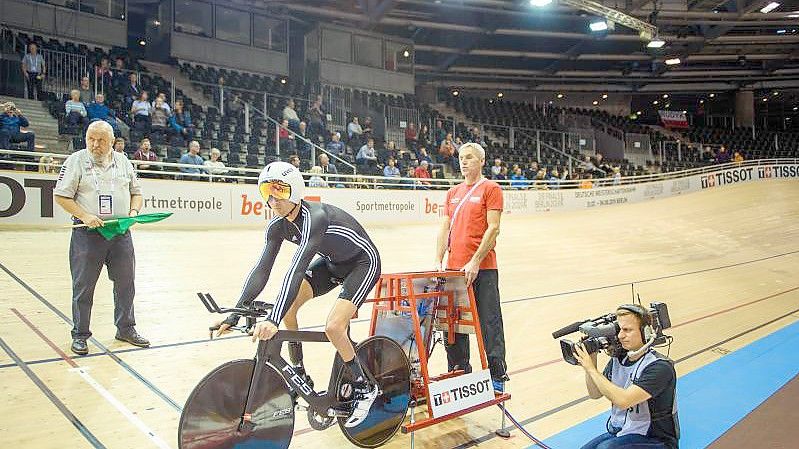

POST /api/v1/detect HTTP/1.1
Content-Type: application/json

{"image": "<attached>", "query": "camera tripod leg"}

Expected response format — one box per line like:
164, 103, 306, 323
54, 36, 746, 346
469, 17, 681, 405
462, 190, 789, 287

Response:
409, 399, 417, 449
495, 401, 511, 438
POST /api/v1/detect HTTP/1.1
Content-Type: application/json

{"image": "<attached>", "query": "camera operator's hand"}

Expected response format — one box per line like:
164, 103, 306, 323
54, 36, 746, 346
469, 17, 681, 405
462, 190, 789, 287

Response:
573, 343, 598, 372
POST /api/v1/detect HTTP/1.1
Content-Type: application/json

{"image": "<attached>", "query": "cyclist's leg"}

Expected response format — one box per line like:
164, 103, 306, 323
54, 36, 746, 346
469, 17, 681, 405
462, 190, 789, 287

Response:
291, 258, 340, 372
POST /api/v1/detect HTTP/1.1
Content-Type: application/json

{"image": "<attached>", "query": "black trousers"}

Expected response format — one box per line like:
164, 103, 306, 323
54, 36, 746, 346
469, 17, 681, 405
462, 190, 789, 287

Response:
69, 228, 136, 339
26, 72, 43, 100
444, 269, 508, 380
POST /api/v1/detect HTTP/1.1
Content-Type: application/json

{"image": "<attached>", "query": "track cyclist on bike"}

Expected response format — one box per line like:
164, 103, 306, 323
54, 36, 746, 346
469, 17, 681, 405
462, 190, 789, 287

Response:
214, 161, 381, 427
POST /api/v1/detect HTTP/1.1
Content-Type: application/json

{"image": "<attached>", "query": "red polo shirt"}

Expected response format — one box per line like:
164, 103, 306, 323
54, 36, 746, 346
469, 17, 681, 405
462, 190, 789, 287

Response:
445, 179, 503, 270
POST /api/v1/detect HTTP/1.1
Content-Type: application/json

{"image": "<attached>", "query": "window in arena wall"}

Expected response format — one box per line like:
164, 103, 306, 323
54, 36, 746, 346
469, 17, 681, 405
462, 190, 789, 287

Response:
353, 35, 383, 69
174, 0, 213, 37
321, 28, 352, 64
78, 0, 125, 19
215, 6, 251, 45
253, 15, 287, 53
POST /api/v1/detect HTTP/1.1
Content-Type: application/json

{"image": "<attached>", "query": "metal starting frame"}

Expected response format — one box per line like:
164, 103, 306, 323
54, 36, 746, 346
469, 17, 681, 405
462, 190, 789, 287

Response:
366, 270, 511, 435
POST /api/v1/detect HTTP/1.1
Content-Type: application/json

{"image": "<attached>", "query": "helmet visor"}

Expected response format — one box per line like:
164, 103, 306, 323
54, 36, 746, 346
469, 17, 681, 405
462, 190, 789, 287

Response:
259, 181, 292, 201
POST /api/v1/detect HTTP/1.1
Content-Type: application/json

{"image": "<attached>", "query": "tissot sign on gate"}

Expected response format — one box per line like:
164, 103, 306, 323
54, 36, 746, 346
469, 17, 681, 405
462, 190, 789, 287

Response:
428, 369, 494, 418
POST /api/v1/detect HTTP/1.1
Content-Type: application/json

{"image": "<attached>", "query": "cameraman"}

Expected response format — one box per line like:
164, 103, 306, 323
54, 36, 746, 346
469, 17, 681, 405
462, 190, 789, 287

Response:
573, 305, 679, 449
0, 102, 36, 152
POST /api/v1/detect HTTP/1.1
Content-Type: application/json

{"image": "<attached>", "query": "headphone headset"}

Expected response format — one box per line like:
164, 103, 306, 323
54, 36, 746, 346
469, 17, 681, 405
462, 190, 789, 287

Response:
617, 304, 655, 358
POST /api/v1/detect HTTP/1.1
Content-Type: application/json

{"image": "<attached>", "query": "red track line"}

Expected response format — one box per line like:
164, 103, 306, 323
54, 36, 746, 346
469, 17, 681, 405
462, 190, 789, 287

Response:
11, 308, 78, 368
508, 285, 799, 378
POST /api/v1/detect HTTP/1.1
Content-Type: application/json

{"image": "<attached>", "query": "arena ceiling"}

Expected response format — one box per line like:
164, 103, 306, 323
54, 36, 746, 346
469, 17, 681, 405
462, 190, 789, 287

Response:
258, 0, 799, 95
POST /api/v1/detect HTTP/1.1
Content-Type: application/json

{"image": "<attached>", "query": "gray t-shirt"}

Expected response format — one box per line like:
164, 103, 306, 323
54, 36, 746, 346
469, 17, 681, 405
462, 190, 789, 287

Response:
54, 149, 142, 219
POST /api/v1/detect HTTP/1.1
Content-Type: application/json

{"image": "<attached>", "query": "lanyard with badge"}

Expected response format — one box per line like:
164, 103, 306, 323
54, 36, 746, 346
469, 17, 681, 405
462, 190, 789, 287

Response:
447, 177, 485, 249
89, 155, 117, 216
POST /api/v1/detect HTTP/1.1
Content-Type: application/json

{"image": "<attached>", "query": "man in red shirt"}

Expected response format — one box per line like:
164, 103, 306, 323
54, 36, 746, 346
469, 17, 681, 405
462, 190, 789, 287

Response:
434, 142, 508, 392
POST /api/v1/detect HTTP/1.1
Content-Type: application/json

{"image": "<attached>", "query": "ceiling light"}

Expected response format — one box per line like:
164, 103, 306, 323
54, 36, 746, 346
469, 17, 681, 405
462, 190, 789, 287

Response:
592, 100, 599, 105
662, 94, 669, 98
762, 98, 768, 102
138, 40, 146, 46
153, 20, 161, 26
709, 93, 715, 98
665, 103, 671, 108
682, 110, 687, 114
280, 78, 287, 84
777, 29, 787, 34
452, 90, 459, 96
772, 91, 779, 95
760, 2, 780, 13
497, 92, 504, 98
637, 110, 643, 115
700, 100, 705, 104
602, 94, 608, 99
530, 0, 553, 6
557, 93, 564, 99
665, 58, 681, 65
794, 106, 798, 111
653, 100, 659, 105
589, 20, 609, 32
647, 39, 666, 48
788, 12, 799, 18
403, 50, 410, 57
548, 100, 554, 104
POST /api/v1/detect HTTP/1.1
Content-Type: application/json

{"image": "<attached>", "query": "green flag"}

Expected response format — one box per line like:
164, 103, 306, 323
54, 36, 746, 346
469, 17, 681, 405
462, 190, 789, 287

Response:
92, 212, 173, 240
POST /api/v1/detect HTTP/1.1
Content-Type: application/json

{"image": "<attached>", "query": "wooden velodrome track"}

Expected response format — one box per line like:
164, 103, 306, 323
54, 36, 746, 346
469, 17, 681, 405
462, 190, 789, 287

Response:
1, 179, 798, 449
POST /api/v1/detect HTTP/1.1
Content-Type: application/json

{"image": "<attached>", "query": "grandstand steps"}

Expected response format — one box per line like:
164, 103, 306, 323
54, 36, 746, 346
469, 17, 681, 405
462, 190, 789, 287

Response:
0, 96, 65, 153
431, 101, 506, 147
139, 60, 213, 110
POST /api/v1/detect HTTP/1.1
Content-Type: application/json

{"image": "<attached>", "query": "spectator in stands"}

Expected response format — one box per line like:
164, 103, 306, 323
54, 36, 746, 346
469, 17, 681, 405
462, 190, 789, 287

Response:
283, 99, 300, 131
454, 136, 464, 147
113, 137, 126, 154
0, 102, 35, 152
95, 57, 112, 94
152, 92, 172, 115
361, 116, 374, 141
149, 96, 172, 136
382, 140, 400, 166
733, 151, 744, 163
296, 121, 312, 159
356, 137, 378, 171
75, 76, 92, 104
612, 167, 622, 185
419, 124, 431, 149
227, 94, 243, 118
490, 158, 503, 179
348, 116, 363, 146
307, 98, 326, 143
510, 167, 527, 189
38, 154, 58, 173
65, 89, 88, 128
580, 154, 598, 174
131, 91, 151, 131
414, 160, 432, 188
405, 122, 418, 149
319, 153, 338, 184
469, 126, 486, 146
21, 42, 46, 100
111, 57, 127, 92
434, 120, 447, 147
495, 166, 508, 181
326, 132, 346, 158
288, 154, 302, 170
308, 166, 327, 188
179, 141, 205, 176
87, 93, 120, 136
132, 137, 158, 175
204, 147, 228, 178
416, 146, 432, 165
278, 118, 294, 153
534, 169, 548, 190
525, 161, 539, 180
214, 76, 225, 109
548, 168, 565, 189
716, 146, 731, 164
439, 132, 456, 165
125, 72, 141, 108
383, 158, 401, 179
169, 99, 193, 141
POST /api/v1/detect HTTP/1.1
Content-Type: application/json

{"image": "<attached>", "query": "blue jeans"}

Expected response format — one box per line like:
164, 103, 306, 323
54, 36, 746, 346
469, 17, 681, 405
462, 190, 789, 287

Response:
581, 433, 666, 449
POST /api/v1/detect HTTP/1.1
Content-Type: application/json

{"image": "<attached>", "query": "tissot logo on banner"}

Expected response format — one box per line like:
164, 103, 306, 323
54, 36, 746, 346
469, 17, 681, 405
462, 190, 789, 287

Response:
700, 167, 755, 189
428, 369, 493, 418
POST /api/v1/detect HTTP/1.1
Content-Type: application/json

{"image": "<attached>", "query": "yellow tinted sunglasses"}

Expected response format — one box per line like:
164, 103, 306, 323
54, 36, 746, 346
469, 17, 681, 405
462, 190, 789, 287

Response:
259, 181, 292, 201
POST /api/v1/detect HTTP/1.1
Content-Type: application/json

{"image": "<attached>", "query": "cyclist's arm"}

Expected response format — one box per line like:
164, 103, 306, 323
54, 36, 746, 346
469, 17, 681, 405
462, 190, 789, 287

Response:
234, 220, 283, 309
267, 207, 328, 325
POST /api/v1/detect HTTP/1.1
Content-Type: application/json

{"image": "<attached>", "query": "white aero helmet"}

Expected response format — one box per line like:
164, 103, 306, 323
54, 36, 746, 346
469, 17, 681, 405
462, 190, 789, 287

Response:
258, 161, 305, 204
